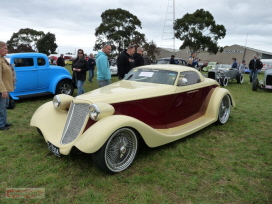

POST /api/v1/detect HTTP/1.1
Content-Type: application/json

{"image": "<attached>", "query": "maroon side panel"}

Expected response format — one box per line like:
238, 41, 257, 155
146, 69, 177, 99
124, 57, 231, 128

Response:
113, 94, 176, 129
84, 85, 217, 130
165, 86, 215, 128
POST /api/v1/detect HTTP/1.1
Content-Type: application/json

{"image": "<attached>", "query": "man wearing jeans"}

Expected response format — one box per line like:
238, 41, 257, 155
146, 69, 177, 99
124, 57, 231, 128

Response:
96, 43, 112, 87
248, 55, 263, 84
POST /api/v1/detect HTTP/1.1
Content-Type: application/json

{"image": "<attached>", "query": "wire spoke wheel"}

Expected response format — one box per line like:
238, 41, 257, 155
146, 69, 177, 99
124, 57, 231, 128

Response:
92, 128, 138, 174
217, 95, 231, 124
105, 128, 138, 172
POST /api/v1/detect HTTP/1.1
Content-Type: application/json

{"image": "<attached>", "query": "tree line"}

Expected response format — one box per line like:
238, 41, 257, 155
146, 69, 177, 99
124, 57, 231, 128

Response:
6, 8, 226, 58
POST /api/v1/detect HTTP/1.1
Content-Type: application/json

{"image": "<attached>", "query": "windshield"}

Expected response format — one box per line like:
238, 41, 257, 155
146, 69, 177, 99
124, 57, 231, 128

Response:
124, 68, 178, 85
156, 60, 169, 64
208, 62, 217, 66
215, 64, 231, 69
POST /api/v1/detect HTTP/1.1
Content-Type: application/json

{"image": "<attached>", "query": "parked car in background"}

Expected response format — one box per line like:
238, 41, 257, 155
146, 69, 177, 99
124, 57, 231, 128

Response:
215, 64, 231, 69
244, 67, 260, 74
156, 57, 187, 65
252, 68, 272, 91
5, 53, 74, 104
65, 59, 73, 65
260, 59, 272, 72
110, 59, 117, 75
31, 64, 235, 174
203, 62, 217, 72
208, 65, 243, 86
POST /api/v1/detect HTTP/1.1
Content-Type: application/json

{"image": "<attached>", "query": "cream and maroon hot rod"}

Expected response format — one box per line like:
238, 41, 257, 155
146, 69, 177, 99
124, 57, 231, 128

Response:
31, 65, 235, 174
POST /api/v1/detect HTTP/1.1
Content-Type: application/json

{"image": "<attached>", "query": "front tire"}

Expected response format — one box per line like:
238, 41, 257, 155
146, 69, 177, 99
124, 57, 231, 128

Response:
220, 77, 228, 87
252, 79, 258, 91
56, 79, 74, 95
92, 128, 138, 174
217, 95, 231, 125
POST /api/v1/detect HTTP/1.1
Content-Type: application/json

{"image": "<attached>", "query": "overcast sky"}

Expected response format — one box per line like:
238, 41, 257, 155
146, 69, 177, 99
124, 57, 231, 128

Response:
2, 0, 272, 55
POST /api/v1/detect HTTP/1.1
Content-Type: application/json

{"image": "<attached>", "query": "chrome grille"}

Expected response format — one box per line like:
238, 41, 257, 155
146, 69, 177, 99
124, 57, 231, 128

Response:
60, 102, 90, 144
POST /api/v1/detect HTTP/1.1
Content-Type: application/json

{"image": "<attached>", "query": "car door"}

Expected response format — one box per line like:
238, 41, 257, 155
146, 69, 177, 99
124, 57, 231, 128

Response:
165, 71, 211, 128
36, 57, 52, 90
13, 57, 38, 92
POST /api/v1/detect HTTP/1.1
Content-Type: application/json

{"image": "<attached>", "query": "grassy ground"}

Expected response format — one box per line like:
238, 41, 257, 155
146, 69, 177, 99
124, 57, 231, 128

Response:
0, 68, 271, 204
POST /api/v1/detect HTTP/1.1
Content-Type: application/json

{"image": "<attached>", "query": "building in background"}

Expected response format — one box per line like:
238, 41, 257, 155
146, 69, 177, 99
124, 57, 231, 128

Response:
156, 44, 272, 64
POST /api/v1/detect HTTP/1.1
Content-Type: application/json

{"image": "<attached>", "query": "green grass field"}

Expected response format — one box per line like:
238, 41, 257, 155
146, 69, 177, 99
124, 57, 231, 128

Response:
0, 68, 271, 204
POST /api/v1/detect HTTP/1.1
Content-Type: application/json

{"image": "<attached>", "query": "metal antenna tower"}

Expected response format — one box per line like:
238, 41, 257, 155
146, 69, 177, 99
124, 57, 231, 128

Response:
161, 0, 175, 55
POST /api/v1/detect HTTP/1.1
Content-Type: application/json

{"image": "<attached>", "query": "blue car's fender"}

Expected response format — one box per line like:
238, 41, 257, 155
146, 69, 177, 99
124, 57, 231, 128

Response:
48, 75, 72, 94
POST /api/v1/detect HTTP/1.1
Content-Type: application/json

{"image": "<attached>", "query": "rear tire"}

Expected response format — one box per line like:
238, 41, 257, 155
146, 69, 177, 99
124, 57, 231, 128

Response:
217, 95, 231, 125
56, 79, 74, 95
7, 95, 16, 109
236, 74, 244, 83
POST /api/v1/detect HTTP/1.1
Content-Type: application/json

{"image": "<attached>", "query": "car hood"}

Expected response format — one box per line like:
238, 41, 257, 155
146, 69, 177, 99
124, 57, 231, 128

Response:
75, 80, 176, 104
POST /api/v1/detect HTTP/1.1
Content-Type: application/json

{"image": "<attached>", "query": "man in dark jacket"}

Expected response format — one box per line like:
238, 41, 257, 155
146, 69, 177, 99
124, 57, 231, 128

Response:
57, 54, 65, 67
117, 45, 135, 79
170, 55, 175, 64
133, 47, 144, 67
248, 55, 263, 84
87, 53, 96, 83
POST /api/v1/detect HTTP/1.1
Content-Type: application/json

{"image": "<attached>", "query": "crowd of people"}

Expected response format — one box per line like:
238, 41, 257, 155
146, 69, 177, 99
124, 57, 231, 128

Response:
1, 40, 264, 131
65, 46, 264, 95
69, 43, 152, 92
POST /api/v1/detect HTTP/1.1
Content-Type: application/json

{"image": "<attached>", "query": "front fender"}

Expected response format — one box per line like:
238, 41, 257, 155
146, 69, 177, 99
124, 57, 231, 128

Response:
75, 115, 149, 153
75, 115, 179, 153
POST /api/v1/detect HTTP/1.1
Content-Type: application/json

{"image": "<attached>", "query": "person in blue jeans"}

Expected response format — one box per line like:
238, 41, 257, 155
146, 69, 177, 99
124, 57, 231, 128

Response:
0, 41, 15, 130
96, 43, 112, 87
248, 55, 263, 84
87, 53, 96, 82
72, 49, 88, 95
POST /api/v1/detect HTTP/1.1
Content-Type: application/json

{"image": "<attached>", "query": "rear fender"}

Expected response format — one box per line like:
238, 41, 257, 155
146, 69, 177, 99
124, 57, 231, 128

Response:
205, 87, 235, 118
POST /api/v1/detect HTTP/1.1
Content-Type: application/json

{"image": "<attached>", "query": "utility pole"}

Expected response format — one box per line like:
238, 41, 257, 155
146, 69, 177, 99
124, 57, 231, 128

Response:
242, 34, 248, 61
161, 0, 176, 55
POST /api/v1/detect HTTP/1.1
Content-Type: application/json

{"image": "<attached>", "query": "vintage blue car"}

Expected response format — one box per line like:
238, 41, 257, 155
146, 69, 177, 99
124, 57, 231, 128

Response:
5, 53, 74, 106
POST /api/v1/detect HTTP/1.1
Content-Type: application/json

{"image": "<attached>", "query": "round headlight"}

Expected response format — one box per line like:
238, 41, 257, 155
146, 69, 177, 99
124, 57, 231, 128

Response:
53, 95, 61, 108
89, 104, 100, 121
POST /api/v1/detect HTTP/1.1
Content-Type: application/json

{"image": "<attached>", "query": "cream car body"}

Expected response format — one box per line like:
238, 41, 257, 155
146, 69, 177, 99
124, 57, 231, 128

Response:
31, 65, 235, 174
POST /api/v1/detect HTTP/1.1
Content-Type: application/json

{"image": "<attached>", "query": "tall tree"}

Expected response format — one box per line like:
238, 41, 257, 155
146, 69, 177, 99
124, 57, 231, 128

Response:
173, 9, 226, 55
143, 40, 159, 60
94, 8, 145, 54
36, 32, 58, 55
7, 28, 45, 52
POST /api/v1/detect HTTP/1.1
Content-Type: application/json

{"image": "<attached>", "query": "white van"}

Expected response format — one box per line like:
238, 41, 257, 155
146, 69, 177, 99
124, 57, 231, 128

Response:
261, 59, 272, 71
